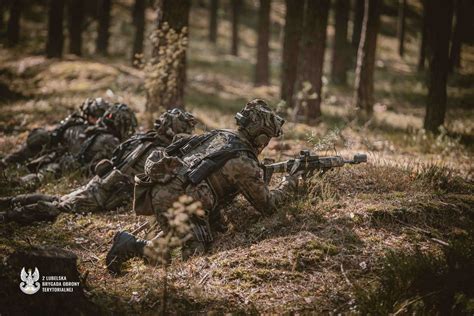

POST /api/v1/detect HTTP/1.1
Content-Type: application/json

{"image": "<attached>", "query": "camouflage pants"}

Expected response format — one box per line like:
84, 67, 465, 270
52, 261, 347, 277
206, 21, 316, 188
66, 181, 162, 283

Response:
138, 179, 217, 263
1, 194, 61, 224
2, 128, 51, 165
59, 170, 133, 213
3, 170, 133, 225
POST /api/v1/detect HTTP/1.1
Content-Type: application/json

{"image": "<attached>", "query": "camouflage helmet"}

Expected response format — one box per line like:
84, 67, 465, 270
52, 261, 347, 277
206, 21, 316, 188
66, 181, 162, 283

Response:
80, 97, 111, 119
235, 99, 285, 149
154, 108, 197, 139
100, 103, 138, 141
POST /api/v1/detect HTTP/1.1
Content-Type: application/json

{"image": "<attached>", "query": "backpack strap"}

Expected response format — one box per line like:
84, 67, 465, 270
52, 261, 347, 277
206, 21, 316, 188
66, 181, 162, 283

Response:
165, 130, 220, 157
110, 131, 164, 167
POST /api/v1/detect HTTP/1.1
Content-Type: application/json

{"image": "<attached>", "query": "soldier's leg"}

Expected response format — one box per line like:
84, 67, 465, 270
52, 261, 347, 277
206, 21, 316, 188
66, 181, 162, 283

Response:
0, 193, 59, 211
58, 171, 133, 215
2, 128, 51, 165
101, 170, 134, 210
1, 201, 62, 225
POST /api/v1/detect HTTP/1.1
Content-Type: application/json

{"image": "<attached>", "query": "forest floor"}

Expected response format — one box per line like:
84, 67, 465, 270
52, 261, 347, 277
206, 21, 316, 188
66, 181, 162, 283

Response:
0, 1, 473, 314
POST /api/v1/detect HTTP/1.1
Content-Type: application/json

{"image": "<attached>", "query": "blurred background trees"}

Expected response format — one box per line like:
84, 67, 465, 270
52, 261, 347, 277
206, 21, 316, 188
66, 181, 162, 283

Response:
331, 0, 350, 86
0, 0, 472, 134
96, 0, 111, 55
354, 0, 380, 117
46, 0, 65, 58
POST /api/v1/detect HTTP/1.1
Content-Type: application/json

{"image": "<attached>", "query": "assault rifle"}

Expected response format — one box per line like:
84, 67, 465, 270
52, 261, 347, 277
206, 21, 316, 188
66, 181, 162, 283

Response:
262, 150, 367, 184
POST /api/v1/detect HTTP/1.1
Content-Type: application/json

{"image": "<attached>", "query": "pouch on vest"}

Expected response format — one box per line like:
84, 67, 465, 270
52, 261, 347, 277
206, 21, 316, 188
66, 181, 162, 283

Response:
133, 173, 155, 215
133, 151, 187, 215
144, 150, 187, 183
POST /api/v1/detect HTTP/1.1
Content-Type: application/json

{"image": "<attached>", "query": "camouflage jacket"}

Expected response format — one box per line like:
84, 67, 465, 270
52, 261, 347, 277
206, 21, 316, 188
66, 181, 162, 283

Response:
145, 130, 297, 216
27, 125, 120, 175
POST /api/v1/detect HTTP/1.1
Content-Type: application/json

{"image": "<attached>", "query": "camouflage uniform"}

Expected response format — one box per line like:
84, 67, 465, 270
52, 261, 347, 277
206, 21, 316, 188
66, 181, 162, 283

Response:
18, 103, 137, 187
1, 98, 111, 166
0, 109, 196, 224
106, 99, 299, 274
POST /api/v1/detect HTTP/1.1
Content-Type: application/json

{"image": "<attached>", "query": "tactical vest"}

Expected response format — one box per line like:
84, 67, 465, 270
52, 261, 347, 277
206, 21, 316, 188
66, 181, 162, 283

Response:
50, 113, 87, 146
76, 128, 113, 164
168, 129, 258, 208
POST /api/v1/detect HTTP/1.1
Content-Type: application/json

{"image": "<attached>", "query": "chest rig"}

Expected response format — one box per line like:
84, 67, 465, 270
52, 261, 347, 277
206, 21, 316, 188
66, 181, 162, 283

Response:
167, 130, 258, 208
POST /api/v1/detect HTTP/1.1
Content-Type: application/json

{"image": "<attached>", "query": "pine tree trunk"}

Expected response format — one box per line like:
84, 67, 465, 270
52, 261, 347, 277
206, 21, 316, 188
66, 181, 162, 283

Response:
353, 0, 380, 116
280, 0, 304, 106
145, 0, 190, 116
132, 0, 146, 66
209, 0, 218, 43
331, 0, 350, 85
46, 0, 65, 58
6, 0, 22, 47
255, 0, 271, 86
96, 0, 111, 55
68, 0, 84, 56
352, 0, 364, 49
231, 0, 241, 56
449, 0, 465, 72
424, 0, 453, 133
0, 0, 5, 33
417, 0, 428, 71
397, 0, 406, 57
295, 0, 330, 120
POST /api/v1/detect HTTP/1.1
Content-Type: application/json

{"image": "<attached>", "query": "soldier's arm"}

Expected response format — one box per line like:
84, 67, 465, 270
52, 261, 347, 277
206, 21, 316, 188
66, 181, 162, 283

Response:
221, 152, 298, 215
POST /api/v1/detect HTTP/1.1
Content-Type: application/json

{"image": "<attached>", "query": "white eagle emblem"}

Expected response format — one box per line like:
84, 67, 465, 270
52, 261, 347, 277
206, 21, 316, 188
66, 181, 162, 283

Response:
20, 267, 41, 295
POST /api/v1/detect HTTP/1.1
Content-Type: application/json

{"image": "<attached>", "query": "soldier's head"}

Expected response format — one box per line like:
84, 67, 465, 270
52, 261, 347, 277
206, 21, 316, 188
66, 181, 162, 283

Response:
154, 108, 197, 143
235, 99, 285, 153
100, 103, 138, 141
80, 98, 111, 124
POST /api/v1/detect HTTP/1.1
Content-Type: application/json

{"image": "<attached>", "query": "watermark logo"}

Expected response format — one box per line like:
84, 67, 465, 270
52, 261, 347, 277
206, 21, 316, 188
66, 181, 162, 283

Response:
20, 267, 41, 295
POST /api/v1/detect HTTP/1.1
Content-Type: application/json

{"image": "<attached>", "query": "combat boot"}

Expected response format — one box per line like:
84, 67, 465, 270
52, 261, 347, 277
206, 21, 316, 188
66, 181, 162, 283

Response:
106, 231, 148, 275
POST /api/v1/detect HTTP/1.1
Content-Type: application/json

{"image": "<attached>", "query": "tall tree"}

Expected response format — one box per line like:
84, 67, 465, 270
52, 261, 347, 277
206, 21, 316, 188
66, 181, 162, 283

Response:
209, 0, 218, 43
280, 0, 304, 105
6, 0, 22, 47
68, 0, 84, 56
397, 0, 406, 57
331, 0, 350, 85
352, 0, 364, 49
231, 0, 241, 56
449, 0, 466, 72
353, 0, 380, 116
295, 0, 330, 120
0, 0, 5, 32
145, 0, 190, 116
132, 0, 146, 66
46, 0, 65, 58
417, 0, 428, 71
424, 0, 453, 132
255, 0, 271, 86
96, 0, 111, 55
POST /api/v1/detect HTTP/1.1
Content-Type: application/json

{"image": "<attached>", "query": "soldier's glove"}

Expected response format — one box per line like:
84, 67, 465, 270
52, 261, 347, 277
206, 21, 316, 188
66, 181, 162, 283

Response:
106, 231, 148, 275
